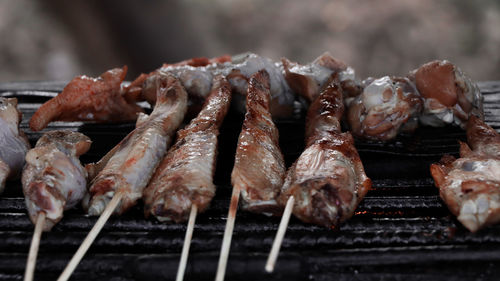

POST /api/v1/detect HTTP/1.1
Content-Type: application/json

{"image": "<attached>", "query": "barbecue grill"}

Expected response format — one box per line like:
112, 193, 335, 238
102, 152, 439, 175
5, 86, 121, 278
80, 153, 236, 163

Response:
0, 81, 499, 281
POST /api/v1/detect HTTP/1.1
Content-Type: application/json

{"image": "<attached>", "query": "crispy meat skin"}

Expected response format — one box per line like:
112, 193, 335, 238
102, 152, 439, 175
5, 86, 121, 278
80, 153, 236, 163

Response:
85, 73, 188, 216
431, 116, 500, 232
231, 70, 286, 215
22, 131, 91, 231
0, 97, 30, 193
143, 75, 232, 223
29, 66, 144, 131
279, 81, 371, 228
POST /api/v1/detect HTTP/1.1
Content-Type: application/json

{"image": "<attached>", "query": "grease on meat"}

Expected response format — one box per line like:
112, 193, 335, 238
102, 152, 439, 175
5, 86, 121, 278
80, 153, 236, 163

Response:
431, 116, 500, 232
22, 131, 91, 231
143, 75, 232, 222
279, 81, 371, 228
85, 73, 187, 216
0, 97, 30, 193
29, 66, 143, 131
231, 70, 286, 215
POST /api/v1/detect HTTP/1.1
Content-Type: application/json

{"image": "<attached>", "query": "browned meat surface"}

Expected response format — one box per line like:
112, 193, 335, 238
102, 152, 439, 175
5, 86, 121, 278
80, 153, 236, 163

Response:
279, 81, 371, 228
22, 131, 91, 231
0, 97, 30, 193
411, 60, 483, 128
231, 70, 286, 215
29, 66, 144, 131
143, 75, 232, 223
431, 116, 500, 232
347, 76, 422, 141
84, 73, 187, 216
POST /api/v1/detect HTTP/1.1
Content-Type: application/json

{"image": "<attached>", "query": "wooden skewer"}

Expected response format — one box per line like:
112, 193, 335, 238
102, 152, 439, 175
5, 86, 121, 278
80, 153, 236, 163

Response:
265, 196, 294, 273
176, 204, 198, 281
24, 212, 46, 281
57, 193, 123, 281
215, 185, 241, 281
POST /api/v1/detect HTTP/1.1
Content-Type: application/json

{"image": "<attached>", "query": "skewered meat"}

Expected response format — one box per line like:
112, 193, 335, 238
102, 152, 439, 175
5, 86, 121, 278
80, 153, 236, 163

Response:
29, 66, 144, 131
84, 73, 187, 216
347, 76, 422, 141
143, 75, 232, 222
22, 130, 91, 231
430, 116, 500, 232
0, 97, 30, 193
410, 60, 483, 128
132, 53, 297, 118
231, 70, 286, 215
278, 80, 371, 228
282, 52, 361, 103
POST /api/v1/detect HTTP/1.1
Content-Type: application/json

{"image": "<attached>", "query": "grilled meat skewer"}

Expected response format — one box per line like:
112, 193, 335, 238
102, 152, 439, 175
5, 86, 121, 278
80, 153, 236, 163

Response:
0, 97, 30, 193
431, 116, 500, 232
84, 73, 188, 216
231, 70, 286, 215
279, 79, 371, 227
22, 131, 91, 231
143, 74, 232, 222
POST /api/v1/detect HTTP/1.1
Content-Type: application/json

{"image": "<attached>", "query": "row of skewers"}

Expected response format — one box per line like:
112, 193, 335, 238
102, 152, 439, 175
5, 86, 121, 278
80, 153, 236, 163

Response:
0, 52, 498, 281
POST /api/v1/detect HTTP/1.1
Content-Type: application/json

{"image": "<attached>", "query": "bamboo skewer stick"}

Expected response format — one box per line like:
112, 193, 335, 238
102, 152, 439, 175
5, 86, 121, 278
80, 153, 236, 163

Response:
265, 196, 295, 273
176, 204, 198, 281
215, 185, 241, 281
57, 193, 123, 281
24, 212, 46, 281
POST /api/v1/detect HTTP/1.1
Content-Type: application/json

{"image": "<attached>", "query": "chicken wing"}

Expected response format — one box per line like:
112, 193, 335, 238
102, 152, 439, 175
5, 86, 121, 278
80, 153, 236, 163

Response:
0, 97, 30, 193
29, 66, 144, 131
85, 73, 187, 216
143, 75, 232, 222
22, 130, 91, 231
431, 116, 500, 232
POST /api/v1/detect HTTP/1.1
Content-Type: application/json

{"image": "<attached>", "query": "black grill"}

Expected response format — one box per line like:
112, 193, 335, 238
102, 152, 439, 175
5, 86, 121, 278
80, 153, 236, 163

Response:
0, 81, 499, 281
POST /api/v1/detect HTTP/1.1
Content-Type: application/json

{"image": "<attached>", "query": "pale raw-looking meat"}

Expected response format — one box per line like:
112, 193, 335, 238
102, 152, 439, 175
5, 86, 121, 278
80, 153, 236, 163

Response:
22, 130, 91, 231
143, 75, 232, 223
29, 66, 143, 131
431, 116, 500, 232
347, 76, 422, 141
410, 60, 483, 128
85, 73, 188, 216
0, 97, 30, 193
231, 70, 286, 216
278, 80, 371, 228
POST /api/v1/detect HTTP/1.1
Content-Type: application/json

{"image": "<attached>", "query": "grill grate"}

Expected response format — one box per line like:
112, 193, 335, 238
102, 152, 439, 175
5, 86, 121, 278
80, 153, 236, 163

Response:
0, 81, 499, 280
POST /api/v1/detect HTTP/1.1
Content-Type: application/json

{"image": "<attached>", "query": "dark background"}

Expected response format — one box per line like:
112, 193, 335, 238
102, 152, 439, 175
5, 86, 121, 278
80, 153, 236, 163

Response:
1, 0, 499, 82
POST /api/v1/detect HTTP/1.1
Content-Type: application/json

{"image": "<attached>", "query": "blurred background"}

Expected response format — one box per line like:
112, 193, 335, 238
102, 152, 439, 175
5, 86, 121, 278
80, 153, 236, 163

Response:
1, 0, 499, 82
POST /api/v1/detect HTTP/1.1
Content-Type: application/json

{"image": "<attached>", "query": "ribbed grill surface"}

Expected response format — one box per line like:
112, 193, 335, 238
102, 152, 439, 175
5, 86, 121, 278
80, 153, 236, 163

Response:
0, 81, 499, 281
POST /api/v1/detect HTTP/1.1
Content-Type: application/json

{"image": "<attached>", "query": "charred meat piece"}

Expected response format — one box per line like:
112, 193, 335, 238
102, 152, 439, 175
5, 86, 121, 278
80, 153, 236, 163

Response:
22, 130, 91, 231
0, 97, 30, 193
29, 66, 144, 131
85, 73, 188, 216
282, 52, 362, 103
143, 75, 232, 223
431, 116, 500, 232
231, 70, 286, 215
411, 60, 483, 128
347, 76, 422, 141
279, 81, 371, 228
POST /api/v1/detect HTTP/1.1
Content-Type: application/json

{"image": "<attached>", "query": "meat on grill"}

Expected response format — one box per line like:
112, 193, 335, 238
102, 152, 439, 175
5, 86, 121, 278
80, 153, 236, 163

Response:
0, 97, 30, 193
410, 60, 483, 128
231, 70, 286, 215
22, 130, 91, 231
29, 66, 143, 131
278, 79, 371, 228
347, 76, 422, 141
143, 75, 232, 223
430, 116, 500, 232
84, 73, 187, 216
